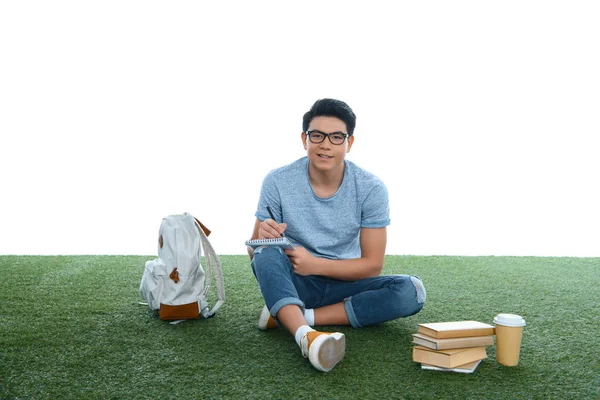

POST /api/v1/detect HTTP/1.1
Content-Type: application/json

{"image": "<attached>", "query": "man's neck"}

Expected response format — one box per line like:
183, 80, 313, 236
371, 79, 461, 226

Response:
308, 162, 345, 198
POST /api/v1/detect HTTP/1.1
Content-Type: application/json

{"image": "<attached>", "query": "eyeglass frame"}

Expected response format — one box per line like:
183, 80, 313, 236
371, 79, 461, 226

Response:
305, 130, 350, 145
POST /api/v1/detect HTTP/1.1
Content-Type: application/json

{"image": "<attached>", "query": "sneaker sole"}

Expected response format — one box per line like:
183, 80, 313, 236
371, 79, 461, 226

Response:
258, 305, 271, 331
309, 333, 346, 372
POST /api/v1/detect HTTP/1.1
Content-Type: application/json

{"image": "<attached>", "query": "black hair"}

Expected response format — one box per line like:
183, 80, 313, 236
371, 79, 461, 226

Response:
302, 98, 357, 136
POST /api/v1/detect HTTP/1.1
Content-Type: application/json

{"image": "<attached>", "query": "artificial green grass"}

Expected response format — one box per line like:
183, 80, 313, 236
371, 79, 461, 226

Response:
0, 255, 598, 399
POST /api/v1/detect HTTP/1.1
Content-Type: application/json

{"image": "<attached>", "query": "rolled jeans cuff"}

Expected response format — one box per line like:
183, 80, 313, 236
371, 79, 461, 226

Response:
270, 297, 305, 325
344, 297, 361, 328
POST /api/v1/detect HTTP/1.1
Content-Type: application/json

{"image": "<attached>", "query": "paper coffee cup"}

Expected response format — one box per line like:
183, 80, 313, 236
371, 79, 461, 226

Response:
494, 313, 526, 366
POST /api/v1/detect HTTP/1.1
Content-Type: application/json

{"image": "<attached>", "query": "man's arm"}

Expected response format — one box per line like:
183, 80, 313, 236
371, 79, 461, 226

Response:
246, 219, 261, 260
286, 227, 387, 280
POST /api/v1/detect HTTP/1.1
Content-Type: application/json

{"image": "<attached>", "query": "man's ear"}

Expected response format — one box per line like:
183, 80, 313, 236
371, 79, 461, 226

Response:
301, 131, 308, 150
346, 135, 355, 153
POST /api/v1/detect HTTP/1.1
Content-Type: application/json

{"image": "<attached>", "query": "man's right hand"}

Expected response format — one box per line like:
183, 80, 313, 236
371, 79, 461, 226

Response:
258, 219, 287, 239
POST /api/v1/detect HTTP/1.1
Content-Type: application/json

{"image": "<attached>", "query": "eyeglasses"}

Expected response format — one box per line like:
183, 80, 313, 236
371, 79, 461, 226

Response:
306, 130, 349, 145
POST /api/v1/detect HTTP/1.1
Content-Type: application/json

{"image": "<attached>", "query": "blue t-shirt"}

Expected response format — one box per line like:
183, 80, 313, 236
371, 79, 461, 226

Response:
255, 157, 390, 260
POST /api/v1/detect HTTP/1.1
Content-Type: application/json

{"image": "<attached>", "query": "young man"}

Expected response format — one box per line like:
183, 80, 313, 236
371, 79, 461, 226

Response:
248, 98, 426, 372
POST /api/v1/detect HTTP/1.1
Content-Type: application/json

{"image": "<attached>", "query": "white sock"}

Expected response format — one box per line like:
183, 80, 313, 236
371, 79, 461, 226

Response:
294, 325, 315, 347
304, 309, 315, 326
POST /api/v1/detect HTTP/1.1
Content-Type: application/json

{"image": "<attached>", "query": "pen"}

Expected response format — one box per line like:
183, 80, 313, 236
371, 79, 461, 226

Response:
266, 206, 285, 237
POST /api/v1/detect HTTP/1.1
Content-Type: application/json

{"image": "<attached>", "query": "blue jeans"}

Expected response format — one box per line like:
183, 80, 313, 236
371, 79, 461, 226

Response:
251, 246, 426, 328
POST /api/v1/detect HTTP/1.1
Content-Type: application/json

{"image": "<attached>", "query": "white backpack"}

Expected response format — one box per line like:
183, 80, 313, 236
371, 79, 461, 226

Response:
140, 213, 225, 321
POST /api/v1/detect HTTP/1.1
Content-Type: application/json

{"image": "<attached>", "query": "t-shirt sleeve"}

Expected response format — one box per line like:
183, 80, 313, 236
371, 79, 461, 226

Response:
361, 181, 390, 228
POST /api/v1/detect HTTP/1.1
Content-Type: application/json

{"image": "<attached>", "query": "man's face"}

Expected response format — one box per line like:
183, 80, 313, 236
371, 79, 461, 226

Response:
302, 116, 354, 172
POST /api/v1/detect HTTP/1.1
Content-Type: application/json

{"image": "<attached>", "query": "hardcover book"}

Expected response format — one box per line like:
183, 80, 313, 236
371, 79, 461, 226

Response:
412, 333, 494, 350
421, 359, 482, 374
412, 345, 488, 368
417, 321, 495, 339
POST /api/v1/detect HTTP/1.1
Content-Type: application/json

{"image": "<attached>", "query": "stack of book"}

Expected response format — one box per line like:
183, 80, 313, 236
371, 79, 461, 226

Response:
412, 320, 495, 373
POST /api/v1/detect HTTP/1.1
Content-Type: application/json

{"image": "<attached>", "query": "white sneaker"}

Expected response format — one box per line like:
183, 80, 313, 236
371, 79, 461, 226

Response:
257, 305, 278, 330
300, 331, 346, 372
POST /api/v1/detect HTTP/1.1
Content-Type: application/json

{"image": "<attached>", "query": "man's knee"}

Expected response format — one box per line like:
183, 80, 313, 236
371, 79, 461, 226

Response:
410, 276, 426, 305
254, 245, 286, 258
389, 275, 425, 318
252, 246, 288, 274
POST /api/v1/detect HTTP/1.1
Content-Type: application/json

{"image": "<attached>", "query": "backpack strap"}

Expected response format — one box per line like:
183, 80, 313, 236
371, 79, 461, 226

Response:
193, 217, 225, 317
195, 218, 211, 237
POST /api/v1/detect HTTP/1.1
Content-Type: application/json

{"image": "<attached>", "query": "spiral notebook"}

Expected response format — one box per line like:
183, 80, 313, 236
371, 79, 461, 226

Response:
245, 237, 294, 250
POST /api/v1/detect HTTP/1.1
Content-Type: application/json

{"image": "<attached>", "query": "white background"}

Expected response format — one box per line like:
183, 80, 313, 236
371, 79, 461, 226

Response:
1, 1, 598, 257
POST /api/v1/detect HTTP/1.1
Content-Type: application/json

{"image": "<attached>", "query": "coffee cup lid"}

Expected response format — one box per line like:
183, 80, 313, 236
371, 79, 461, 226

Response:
494, 313, 526, 327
